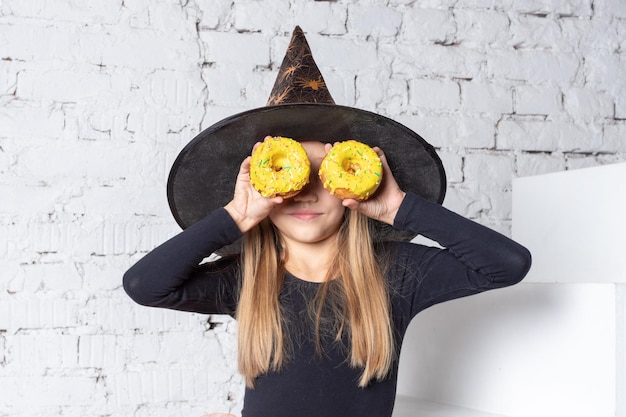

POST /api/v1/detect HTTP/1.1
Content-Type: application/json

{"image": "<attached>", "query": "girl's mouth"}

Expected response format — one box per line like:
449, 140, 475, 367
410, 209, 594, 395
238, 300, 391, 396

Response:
290, 210, 322, 221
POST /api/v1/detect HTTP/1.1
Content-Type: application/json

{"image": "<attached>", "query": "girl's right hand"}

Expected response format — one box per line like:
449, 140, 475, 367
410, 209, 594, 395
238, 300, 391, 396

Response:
224, 144, 283, 233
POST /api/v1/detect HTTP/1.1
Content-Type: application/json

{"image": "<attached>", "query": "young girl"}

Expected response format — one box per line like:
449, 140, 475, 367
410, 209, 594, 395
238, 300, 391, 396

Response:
123, 140, 531, 417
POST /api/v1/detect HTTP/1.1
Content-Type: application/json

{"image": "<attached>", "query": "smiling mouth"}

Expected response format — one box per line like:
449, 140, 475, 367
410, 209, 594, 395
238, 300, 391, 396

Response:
290, 211, 322, 221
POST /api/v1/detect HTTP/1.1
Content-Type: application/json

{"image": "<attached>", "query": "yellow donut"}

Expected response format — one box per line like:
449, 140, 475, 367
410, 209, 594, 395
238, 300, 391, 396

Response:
250, 136, 311, 198
319, 140, 383, 201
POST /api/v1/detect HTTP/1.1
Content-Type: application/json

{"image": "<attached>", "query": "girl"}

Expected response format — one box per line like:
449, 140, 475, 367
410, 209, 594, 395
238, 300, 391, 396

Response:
123, 140, 531, 417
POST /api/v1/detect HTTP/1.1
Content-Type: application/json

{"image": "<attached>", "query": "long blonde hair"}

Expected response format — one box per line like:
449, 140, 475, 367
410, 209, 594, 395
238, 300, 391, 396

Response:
236, 210, 394, 388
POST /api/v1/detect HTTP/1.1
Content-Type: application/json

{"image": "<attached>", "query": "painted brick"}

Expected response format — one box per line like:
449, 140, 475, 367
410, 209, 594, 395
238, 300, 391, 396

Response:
0, 259, 24, 291
124, 108, 202, 145
78, 185, 169, 217
516, 152, 567, 177
385, 42, 484, 80
232, 1, 292, 32
443, 184, 492, 219
395, 114, 495, 149
317, 68, 356, 107
0, 23, 79, 62
497, 118, 603, 153
0, 334, 5, 365
201, 104, 251, 128
203, 66, 254, 106
78, 334, 124, 369
514, 85, 562, 116
438, 151, 464, 184
583, 49, 626, 92
453, 9, 511, 48
408, 78, 460, 111
100, 31, 198, 71
3, 0, 120, 24
486, 49, 579, 86
500, 0, 593, 16
560, 16, 621, 54
0, 100, 65, 139
461, 81, 513, 115
400, 8, 456, 44
291, 2, 348, 35
565, 153, 611, 170
195, 0, 231, 30
0, 298, 79, 332
80, 257, 142, 292
22, 262, 82, 292
157, 330, 227, 364
200, 31, 270, 67
145, 69, 207, 112
464, 152, 516, 220
604, 122, 626, 153
509, 14, 564, 50
313, 36, 378, 72
563, 87, 614, 121
595, 0, 626, 18
0, 60, 18, 95
0, 376, 99, 407
348, 5, 403, 38
616, 88, 626, 120
82, 297, 204, 333
6, 333, 79, 372
355, 73, 407, 115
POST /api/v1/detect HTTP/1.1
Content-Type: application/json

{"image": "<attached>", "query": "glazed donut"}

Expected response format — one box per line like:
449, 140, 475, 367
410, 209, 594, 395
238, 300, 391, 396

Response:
249, 136, 311, 198
319, 140, 383, 201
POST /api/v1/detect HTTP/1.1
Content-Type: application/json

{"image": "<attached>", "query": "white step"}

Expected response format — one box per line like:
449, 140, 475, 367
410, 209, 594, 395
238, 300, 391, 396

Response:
512, 162, 626, 284
393, 396, 506, 417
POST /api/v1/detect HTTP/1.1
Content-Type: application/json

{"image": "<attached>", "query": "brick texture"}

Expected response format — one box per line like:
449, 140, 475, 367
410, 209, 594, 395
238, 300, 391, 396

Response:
1, 0, 624, 416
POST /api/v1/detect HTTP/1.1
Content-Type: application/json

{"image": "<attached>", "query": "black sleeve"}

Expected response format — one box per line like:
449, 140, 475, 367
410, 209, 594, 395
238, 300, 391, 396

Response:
122, 208, 243, 315
390, 192, 532, 319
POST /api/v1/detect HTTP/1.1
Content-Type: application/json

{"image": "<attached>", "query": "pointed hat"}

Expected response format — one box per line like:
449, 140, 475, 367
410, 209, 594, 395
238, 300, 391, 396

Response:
167, 26, 446, 253
266, 26, 335, 106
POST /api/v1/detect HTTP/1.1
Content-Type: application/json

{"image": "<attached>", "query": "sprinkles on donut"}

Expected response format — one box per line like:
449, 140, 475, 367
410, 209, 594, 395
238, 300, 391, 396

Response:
250, 136, 311, 198
319, 140, 383, 201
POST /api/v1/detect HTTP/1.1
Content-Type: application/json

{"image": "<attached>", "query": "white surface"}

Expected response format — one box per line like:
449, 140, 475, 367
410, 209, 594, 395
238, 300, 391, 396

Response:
396, 282, 617, 417
618, 284, 626, 417
393, 396, 505, 417
512, 162, 626, 283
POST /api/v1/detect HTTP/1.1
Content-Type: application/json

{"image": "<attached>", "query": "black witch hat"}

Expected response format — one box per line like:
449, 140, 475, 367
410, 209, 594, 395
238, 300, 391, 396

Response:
167, 26, 446, 253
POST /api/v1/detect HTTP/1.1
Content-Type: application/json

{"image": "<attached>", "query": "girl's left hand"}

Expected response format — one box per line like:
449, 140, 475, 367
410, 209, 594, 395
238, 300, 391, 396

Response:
340, 146, 406, 225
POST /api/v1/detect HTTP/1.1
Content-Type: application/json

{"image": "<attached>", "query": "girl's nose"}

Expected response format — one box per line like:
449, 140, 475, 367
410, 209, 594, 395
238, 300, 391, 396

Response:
293, 174, 321, 203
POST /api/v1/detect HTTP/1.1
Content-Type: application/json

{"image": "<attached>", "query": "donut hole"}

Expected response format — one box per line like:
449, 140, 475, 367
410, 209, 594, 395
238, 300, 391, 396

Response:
341, 159, 361, 176
271, 152, 291, 172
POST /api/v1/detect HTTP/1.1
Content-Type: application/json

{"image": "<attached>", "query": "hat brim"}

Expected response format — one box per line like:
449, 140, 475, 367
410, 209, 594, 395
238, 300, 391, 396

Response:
167, 103, 446, 252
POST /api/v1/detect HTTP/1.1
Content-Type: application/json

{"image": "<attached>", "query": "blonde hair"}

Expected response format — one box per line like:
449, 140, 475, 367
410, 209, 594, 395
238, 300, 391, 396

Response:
236, 211, 394, 388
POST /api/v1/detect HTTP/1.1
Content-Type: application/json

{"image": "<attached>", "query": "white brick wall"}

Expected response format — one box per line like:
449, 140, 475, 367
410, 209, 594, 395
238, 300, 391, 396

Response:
0, 0, 624, 416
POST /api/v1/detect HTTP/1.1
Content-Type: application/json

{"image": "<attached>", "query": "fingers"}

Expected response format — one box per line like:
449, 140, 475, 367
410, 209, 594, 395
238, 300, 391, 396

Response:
268, 195, 284, 205
342, 198, 360, 211
238, 156, 251, 176
251, 141, 263, 152
372, 146, 391, 170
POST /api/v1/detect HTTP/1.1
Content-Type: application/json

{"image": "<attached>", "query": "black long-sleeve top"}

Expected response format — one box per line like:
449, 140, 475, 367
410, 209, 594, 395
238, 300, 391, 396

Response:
123, 192, 531, 417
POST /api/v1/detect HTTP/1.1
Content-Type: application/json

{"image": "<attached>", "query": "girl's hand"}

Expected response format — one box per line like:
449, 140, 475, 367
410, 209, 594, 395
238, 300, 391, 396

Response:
341, 146, 406, 225
224, 142, 283, 233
